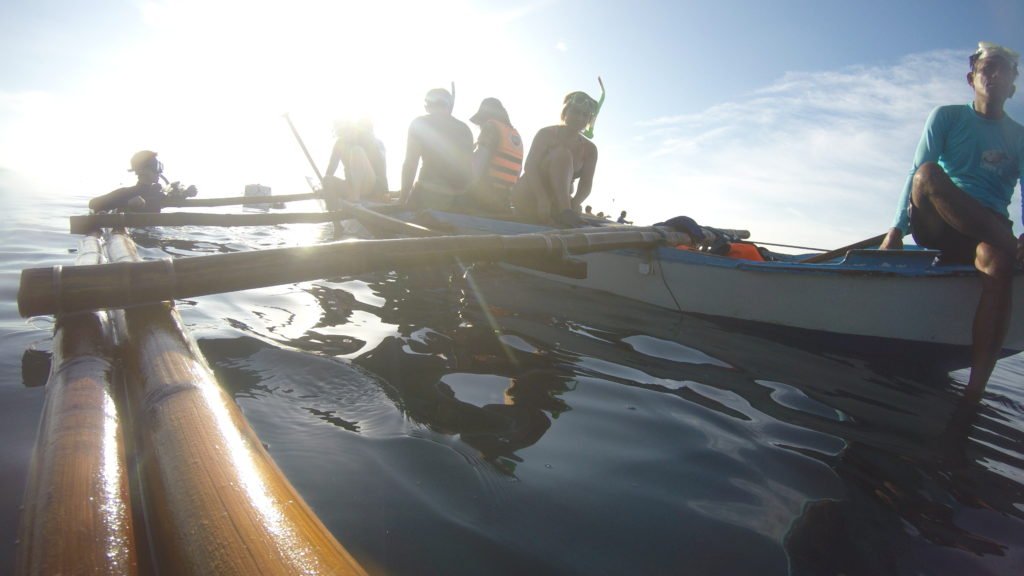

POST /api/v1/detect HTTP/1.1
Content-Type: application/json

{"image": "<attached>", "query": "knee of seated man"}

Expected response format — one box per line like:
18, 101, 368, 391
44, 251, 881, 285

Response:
975, 242, 1015, 279
912, 162, 946, 192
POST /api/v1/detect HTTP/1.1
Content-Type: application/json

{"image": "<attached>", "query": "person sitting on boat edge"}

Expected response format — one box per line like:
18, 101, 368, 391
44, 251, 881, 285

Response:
400, 88, 474, 210
511, 91, 599, 227
617, 210, 632, 224
467, 97, 523, 213
89, 150, 168, 213
879, 42, 1024, 401
323, 119, 379, 207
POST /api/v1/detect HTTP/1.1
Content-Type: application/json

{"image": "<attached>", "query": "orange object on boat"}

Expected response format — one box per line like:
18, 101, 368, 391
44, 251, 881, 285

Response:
725, 242, 764, 261
674, 242, 764, 261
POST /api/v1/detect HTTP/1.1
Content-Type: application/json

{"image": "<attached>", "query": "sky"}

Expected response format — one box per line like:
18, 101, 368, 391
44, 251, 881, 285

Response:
1, 0, 1022, 250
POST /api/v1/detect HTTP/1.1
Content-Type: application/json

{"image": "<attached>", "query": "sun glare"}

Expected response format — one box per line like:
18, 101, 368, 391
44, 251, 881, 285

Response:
8, 0, 577, 211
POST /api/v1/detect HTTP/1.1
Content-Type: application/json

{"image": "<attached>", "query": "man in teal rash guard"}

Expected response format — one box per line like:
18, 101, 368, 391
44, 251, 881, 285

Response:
880, 42, 1024, 401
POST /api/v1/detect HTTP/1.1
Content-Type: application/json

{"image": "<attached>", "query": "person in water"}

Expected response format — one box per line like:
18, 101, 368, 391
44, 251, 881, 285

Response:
879, 42, 1024, 401
89, 150, 168, 213
468, 97, 523, 213
512, 91, 599, 226
324, 119, 379, 204
400, 88, 474, 210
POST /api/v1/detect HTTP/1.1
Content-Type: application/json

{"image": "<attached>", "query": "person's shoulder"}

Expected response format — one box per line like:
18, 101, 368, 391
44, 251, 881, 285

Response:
928, 104, 969, 121
535, 125, 560, 138
449, 115, 471, 131
409, 114, 432, 130
1001, 112, 1024, 134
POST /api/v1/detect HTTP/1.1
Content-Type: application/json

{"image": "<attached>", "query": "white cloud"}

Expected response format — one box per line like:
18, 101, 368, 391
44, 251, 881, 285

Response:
619, 49, 1021, 250
555, 41, 568, 52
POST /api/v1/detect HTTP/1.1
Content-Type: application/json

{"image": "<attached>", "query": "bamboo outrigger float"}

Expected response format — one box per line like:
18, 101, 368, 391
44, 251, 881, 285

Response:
17, 234, 137, 576
104, 231, 366, 575
18, 223, 369, 574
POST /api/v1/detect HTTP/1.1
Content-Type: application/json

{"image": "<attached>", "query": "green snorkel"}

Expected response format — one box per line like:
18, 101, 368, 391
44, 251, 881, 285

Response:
583, 76, 605, 139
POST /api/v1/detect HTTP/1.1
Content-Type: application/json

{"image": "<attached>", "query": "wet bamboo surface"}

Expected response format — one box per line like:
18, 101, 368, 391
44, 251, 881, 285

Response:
105, 231, 367, 575
19, 227, 684, 317
16, 234, 138, 576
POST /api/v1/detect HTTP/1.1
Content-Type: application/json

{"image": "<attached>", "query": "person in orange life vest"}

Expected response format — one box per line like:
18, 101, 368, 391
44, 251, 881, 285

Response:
512, 91, 599, 227
468, 98, 523, 213
400, 88, 474, 210
89, 150, 167, 212
324, 119, 378, 207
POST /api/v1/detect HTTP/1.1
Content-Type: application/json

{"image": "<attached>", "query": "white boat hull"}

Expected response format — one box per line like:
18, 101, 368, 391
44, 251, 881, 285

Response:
418, 211, 1024, 356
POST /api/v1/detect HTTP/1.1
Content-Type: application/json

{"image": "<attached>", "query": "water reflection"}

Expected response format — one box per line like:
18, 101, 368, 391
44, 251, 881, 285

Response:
155, 231, 1023, 574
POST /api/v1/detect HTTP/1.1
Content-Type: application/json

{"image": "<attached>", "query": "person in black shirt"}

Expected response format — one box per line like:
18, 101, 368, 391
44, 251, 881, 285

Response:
89, 150, 167, 213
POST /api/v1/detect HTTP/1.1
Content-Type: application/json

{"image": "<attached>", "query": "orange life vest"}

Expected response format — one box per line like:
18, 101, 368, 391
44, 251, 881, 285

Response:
485, 120, 523, 188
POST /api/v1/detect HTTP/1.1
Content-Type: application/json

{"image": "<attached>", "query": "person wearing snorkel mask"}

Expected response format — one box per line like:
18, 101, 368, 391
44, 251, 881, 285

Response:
512, 91, 599, 226
89, 150, 168, 213
879, 42, 1024, 401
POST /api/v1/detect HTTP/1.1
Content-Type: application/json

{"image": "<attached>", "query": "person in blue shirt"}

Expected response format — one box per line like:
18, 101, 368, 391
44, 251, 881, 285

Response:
880, 42, 1024, 401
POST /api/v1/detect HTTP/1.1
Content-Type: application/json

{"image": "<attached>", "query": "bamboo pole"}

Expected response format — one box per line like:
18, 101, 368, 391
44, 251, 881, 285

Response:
104, 231, 367, 576
162, 192, 318, 208
19, 227, 684, 318
71, 206, 436, 237
798, 233, 887, 264
16, 234, 138, 576
71, 211, 348, 234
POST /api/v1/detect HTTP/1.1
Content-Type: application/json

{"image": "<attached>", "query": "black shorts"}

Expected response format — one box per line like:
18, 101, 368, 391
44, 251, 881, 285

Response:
909, 204, 1012, 265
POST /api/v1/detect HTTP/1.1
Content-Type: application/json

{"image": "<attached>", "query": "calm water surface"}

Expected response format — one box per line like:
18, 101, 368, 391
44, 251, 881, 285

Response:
2, 186, 1023, 575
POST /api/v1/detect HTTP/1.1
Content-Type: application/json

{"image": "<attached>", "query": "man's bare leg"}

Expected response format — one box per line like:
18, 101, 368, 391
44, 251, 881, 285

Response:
912, 163, 1018, 254
966, 242, 1014, 400
911, 162, 1017, 399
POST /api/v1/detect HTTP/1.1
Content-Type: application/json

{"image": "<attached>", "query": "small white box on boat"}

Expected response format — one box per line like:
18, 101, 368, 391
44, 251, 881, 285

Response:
244, 184, 283, 209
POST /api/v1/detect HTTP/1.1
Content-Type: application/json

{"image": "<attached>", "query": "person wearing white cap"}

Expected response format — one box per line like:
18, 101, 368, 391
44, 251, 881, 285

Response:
880, 42, 1024, 400
400, 88, 473, 210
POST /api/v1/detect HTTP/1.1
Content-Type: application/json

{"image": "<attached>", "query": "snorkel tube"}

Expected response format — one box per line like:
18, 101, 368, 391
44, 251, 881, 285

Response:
583, 76, 605, 139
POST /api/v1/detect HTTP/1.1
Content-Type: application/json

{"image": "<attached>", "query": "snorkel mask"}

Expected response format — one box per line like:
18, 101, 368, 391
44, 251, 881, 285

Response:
564, 77, 605, 139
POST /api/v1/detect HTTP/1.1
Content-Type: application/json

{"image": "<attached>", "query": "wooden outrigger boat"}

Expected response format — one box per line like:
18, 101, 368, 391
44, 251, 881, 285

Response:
391, 210, 1024, 367
14, 163, 1021, 571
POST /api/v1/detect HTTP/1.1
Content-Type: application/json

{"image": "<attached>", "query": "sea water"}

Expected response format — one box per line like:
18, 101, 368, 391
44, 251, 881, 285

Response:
1, 184, 1023, 575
